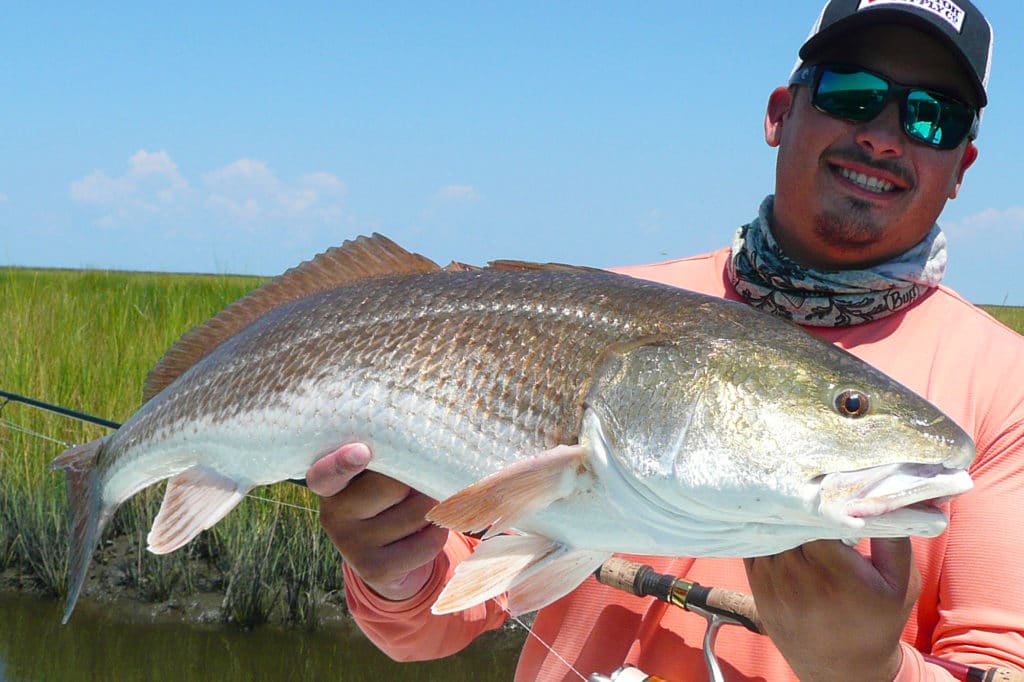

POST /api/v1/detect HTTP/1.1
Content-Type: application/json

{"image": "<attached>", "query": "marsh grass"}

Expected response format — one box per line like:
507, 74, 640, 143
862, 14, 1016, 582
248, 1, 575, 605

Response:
980, 304, 1024, 332
0, 267, 342, 625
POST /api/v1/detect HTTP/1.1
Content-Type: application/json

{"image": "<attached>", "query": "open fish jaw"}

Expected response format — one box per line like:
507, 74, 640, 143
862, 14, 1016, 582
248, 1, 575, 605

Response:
817, 459, 974, 534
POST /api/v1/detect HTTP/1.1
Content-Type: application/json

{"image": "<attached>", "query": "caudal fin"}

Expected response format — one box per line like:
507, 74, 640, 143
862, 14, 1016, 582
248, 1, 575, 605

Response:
50, 436, 113, 624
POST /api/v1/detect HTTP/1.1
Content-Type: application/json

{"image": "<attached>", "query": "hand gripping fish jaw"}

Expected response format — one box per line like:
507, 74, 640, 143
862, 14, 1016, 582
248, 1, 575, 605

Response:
591, 557, 1023, 682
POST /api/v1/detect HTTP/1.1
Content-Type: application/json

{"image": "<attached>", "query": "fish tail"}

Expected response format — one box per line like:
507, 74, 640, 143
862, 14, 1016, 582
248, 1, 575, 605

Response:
50, 436, 113, 624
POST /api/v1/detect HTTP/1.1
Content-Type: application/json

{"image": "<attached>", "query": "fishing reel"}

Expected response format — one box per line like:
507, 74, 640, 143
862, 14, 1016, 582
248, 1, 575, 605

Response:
587, 666, 665, 682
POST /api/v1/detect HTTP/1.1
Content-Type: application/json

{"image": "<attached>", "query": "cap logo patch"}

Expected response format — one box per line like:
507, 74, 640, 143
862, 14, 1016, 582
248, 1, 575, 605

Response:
857, 0, 965, 32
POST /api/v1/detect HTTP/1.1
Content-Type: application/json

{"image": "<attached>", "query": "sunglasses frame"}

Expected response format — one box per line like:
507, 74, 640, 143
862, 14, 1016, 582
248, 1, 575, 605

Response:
790, 63, 979, 150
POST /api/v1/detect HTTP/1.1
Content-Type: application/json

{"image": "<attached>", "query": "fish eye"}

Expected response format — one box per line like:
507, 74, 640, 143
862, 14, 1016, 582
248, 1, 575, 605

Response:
834, 389, 870, 418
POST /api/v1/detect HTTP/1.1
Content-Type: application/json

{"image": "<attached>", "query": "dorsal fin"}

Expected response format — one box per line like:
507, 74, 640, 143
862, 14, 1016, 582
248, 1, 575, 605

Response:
142, 233, 441, 402
443, 260, 482, 272
486, 259, 605, 273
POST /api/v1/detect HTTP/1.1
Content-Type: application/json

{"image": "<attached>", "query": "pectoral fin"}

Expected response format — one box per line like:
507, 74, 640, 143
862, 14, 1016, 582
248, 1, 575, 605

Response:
147, 466, 249, 554
430, 534, 608, 616
426, 444, 591, 537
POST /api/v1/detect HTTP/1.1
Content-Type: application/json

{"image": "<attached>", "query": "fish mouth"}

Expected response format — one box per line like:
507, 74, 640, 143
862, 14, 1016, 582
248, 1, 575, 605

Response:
817, 462, 973, 535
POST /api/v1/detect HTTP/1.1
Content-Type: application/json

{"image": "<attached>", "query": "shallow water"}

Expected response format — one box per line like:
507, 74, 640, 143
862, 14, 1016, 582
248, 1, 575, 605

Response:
0, 592, 525, 681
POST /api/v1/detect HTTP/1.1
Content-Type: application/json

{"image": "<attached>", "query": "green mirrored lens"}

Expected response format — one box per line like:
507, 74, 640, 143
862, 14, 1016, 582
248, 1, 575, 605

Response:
815, 69, 888, 121
809, 66, 977, 149
905, 90, 972, 149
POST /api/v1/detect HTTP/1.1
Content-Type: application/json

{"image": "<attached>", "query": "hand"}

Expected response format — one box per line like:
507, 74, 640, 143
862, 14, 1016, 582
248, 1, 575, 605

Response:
744, 538, 920, 682
306, 443, 449, 601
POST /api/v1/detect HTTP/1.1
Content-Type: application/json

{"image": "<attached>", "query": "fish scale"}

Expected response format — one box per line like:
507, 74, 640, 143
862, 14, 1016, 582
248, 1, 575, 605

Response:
52, 233, 975, 624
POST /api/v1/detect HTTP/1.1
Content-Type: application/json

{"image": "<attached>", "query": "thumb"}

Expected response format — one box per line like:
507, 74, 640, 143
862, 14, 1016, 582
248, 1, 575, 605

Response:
306, 442, 373, 497
869, 537, 915, 594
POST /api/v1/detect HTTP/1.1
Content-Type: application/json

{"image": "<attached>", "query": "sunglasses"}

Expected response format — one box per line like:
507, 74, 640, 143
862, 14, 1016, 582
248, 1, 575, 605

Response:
790, 63, 979, 150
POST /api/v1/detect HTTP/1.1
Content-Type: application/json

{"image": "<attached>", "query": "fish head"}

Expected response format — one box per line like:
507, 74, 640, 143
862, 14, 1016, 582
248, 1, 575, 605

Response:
587, 331, 975, 545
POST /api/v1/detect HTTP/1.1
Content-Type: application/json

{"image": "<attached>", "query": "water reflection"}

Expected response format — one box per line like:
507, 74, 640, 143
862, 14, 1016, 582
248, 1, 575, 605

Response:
0, 592, 524, 681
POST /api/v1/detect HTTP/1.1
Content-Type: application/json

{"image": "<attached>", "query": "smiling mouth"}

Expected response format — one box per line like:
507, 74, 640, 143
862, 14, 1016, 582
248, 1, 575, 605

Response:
833, 165, 901, 194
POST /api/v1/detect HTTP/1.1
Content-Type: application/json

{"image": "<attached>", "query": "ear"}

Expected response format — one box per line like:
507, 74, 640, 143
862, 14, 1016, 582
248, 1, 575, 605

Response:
948, 141, 978, 199
765, 86, 794, 148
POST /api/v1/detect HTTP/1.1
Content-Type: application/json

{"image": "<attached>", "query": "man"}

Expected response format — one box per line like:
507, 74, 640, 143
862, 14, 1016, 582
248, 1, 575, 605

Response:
307, 1, 1024, 679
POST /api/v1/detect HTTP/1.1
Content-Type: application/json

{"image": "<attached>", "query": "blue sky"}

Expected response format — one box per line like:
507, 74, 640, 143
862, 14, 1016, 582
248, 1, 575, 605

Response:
3, 1, 1021, 304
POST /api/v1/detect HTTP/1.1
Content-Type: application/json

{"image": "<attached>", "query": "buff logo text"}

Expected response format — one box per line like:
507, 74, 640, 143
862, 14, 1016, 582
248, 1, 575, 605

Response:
885, 286, 922, 311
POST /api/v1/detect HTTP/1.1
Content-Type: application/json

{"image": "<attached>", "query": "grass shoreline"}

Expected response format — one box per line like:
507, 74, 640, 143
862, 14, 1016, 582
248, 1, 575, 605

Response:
3, 266, 1023, 629
1, 267, 345, 627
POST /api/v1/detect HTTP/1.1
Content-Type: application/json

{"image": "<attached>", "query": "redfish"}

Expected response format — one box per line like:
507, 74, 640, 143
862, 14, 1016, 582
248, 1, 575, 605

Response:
52, 234, 974, 623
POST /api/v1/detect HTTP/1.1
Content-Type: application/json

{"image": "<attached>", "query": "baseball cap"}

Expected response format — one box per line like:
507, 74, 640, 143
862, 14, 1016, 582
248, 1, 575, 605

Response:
797, 0, 993, 107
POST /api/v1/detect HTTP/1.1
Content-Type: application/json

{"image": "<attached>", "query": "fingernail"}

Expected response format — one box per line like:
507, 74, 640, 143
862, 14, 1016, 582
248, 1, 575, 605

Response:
342, 442, 372, 467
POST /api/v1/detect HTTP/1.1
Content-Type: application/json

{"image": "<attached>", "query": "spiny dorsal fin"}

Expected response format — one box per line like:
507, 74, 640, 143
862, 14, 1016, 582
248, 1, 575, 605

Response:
143, 233, 441, 402
486, 259, 605, 273
444, 260, 482, 272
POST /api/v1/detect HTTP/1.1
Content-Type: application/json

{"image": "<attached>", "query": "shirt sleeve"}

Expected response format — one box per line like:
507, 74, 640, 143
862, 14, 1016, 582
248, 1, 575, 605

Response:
343, 530, 510, 661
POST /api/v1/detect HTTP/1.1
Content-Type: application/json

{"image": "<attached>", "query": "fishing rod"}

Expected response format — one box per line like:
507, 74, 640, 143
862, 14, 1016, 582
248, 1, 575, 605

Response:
5, 391, 1021, 681
0, 389, 122, 430
592, 556, 1023, 682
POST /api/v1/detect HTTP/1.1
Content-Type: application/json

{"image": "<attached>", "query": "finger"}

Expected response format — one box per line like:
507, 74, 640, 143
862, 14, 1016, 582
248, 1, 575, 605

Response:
306, 442, 373, 496
322, 471, 420, 520
796, 538, 855, 563
347, 490, 440, 548
351, 525, 451, 601
869, 537, 914, 593
374, 524, 451, 577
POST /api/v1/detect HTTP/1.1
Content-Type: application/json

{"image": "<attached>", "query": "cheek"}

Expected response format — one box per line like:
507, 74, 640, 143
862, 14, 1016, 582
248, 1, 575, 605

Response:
915, 156, 965, 204
778, 109, 848, 173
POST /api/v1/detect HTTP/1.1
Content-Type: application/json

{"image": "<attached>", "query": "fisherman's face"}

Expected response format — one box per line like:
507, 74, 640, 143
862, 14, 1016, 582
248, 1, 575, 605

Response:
765, 24, 979, 270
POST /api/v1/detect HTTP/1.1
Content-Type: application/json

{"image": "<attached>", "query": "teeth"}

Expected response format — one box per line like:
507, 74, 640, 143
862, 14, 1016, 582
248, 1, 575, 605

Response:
837, 167, 896, 193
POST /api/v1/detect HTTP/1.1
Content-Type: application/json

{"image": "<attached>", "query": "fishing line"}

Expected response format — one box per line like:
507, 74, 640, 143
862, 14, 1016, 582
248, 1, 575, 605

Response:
0, 416, 73, 448
244, 494, 317, 514
504, 609, 587, 682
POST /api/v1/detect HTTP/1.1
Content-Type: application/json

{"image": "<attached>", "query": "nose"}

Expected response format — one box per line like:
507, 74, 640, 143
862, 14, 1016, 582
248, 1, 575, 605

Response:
854, 101, 905, 158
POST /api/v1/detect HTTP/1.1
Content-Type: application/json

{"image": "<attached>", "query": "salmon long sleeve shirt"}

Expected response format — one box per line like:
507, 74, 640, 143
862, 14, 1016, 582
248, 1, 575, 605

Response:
343, 247, 1024, 681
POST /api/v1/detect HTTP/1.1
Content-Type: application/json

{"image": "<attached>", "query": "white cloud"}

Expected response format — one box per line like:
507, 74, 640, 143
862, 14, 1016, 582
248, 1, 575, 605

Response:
70, 149, 190, 218
70, 150, 347, 230
204, 158, 278, 192
203, 158, 277, 220
203, 158, 347, 222
130, 149, 183, 178
435, 184, 480, 202
943, 206, 1024, 237
0, 192, 7, 203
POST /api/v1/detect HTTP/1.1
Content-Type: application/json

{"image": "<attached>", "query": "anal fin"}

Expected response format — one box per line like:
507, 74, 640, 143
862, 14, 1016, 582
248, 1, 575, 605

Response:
507, 548, 610, 616
426, 444, 591, 537
431, 535, 560, 615
430, 534, 609, 616
147, 466, 249, 554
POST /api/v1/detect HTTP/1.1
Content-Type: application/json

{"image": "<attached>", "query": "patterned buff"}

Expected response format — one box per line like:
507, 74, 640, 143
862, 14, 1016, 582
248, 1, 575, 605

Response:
727, 196, 947, 327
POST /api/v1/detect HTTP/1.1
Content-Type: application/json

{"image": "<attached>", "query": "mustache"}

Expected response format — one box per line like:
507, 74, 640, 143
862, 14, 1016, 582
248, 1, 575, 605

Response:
824, 146, 914, 188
